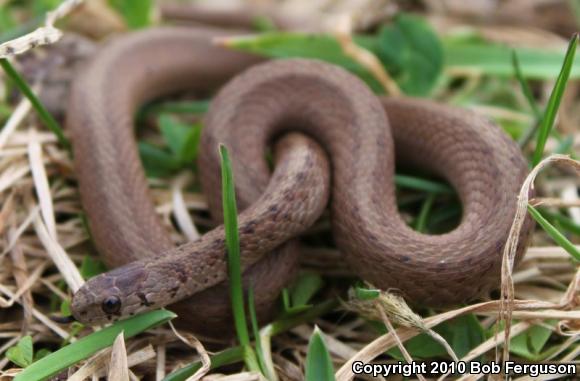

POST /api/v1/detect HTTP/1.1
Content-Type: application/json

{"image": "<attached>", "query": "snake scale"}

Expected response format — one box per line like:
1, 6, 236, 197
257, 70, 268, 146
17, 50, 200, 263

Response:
67, 26, 533, 332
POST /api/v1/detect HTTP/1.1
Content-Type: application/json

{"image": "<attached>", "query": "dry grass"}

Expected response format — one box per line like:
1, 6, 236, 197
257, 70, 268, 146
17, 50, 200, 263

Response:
0, 0, 579, 380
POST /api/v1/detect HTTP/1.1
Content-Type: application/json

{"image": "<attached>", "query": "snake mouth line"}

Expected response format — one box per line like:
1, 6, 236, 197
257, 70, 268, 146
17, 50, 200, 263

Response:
49, 314, 77, 324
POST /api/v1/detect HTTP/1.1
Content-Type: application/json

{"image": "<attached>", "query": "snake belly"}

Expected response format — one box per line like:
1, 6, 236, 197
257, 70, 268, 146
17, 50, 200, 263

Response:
68, 27, 533, 330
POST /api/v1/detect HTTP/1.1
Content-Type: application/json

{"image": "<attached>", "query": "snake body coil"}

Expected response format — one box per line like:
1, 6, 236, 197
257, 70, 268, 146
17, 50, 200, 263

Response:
68, 27, 533, 330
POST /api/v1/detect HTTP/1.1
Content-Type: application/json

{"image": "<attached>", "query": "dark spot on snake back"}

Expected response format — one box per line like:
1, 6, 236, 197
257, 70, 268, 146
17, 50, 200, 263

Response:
173, 265, 188, 284
295, 171, 306, 182
241, 224, 255, 234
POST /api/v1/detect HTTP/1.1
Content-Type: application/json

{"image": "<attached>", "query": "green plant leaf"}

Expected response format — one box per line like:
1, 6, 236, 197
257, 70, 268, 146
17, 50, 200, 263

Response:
510, 321, 556, 360
6, 336, 34, 368
79, 256, 108, 279
159, 114, 186, 156
62, 322, 85, 347
385, 327, 447, 359
159, 115, 202, 163
223, 33, 384, 92
33, 349, 51, 362
14, 310, 176, 381
32, 0, 61, 15
252, 15, 278, 32
449, 315, 485, 359
375, 13, 443, 96
224, 23, 442, 96
290, 273, 324, 308
60, 300, 72, 317
305, 327, 335, 381
108, 0, 153, 29
354, 286, 380, 301
387, 314, 484, 359
554, 135, 575, 155
532, 34, 577, 166
444, 36, 580, 79
0, 102, 12, 122
0, 6, 16, 33
138, 142, 181, 178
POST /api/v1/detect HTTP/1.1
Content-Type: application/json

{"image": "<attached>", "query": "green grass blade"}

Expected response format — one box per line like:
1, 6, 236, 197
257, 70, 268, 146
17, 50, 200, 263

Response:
426, 204, 462, 232
271, 299, 337, 334
14, 310, 176, 381
287, 273, 324, 311
394, 174, 454, 195
218, 144, 260, 372
531, 34, 578, 166
108, 0, 153, 29
0, 59, 70, 151
247, 287, 270, 378
163, 347, 244, 381
413, 194, 436, 232
512, 50, 542, 119
443, 37, 580, 78
527, 204, 580, 261
219, 144, 249, 346
140, 100, 210, 119
538, 208, 580, 235
305, 327, 335, 381
518, 120, 541, 149
512, 50, 543, 148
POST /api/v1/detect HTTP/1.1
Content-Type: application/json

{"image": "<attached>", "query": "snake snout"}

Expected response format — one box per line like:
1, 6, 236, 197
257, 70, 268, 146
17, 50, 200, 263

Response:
71, 286, 100, 323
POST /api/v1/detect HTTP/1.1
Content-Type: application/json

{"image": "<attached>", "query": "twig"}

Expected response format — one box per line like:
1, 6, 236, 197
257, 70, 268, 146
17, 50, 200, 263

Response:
333, 14, 401, 96
0, 0, 84, 58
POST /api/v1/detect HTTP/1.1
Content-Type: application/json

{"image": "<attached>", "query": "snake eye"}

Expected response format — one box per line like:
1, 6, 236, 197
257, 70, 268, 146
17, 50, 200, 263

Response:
101, 296, 122, 315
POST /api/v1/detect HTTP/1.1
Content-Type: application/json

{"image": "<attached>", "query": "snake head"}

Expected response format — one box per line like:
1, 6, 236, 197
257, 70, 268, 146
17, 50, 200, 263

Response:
71, 262, 153, 325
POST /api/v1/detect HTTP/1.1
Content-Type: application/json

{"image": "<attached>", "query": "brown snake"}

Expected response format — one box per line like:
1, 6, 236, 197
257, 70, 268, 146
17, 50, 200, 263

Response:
68, 26, 533, 332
